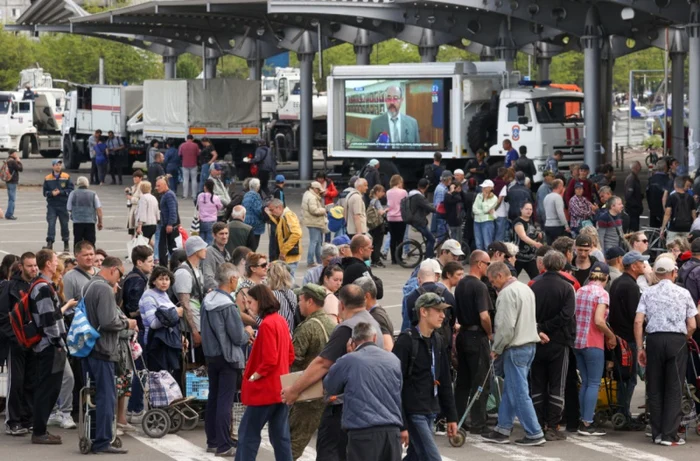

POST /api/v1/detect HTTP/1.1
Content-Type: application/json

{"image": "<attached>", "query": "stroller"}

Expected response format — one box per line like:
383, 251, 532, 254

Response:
78, 374, 121, 454
593, 336, 640, 430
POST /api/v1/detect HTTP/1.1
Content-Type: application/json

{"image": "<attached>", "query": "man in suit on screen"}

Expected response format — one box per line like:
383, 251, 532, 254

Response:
368, 85, 420, 147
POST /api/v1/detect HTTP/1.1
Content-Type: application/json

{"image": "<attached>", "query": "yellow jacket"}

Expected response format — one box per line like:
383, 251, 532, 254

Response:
271, 208, 302, 264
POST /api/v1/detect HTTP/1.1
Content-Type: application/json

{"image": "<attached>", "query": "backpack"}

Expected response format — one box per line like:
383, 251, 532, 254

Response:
366, 205, 383, 230
423, 164, 437, 186
400, 195, 418, 227
343, 190, 361, 221
399, 327, 443, 379
9, 279, 54, 349
0, 161, 12, 182
327, 205, 345, 233
671, 193, 694, 231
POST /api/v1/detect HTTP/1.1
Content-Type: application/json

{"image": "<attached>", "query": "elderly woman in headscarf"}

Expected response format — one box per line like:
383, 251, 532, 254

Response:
242, 178, 265, 252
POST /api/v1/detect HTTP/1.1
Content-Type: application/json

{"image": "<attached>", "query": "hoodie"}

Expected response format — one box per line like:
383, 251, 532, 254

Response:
407, 189, 437, 228
201, 289, 248, 368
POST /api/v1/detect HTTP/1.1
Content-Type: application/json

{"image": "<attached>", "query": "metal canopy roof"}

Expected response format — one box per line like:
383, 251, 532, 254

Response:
6, 0, 698, 62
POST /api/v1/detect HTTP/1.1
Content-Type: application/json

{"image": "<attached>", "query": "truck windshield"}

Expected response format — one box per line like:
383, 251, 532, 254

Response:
0, 97, 10, 114
533, 97, 583, 123
263, 80, 277, 91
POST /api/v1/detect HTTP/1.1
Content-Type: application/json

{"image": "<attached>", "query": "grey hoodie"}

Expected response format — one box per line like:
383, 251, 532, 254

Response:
201, 289, 247, 368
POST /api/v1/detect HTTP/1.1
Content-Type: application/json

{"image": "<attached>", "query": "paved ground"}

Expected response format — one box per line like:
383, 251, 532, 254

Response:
0, 153, 695, 460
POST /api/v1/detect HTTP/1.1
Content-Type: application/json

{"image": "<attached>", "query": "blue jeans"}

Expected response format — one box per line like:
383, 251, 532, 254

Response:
307, 227, 323, 265
82, 357, 116, 452
6, 182, 16, 218
474, 221, 494, 250
199, 163, 211, 193
46, 204, 70, 243
234, 403, 292, 461
205, 356, 240, 453
127, 331, 145, 413
404, 413, 441, 461
495, 216, 509, 242
287, 262, 298, 277
575, 347, 605, 424
415, 225, 435, 258
495, 344, 543, 439
168, 174, 179, 197
200, 220, 215, 245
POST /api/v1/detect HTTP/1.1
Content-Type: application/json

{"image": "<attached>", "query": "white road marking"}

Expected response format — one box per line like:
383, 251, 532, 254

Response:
464, 434, 561, 461
131, 432, 217, 461
567, 435, 674, 461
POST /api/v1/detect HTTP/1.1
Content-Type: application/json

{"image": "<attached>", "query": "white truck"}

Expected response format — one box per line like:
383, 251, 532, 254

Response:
61, 84, 145, 170
265, 67, 328, 161
326, 62, 585, 183
62, 78, 263, 171
0, 67, 65, 159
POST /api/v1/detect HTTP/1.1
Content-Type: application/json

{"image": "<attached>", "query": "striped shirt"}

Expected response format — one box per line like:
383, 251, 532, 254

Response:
30, 273, 66, 352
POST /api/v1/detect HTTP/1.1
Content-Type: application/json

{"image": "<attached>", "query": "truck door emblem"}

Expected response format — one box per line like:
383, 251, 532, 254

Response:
512, 125, 520, 141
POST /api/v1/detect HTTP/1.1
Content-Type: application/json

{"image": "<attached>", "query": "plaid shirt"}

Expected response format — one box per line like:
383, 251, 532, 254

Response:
574, 283, 609, 350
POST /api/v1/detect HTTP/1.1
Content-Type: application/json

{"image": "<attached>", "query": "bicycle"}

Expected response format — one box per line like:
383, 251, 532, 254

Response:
641, 226, 666, 263
395, 227, 470, 269
645, 147, 660, 169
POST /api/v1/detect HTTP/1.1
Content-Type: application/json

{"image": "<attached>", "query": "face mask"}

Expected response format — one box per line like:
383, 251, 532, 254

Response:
365, 260, 371, 267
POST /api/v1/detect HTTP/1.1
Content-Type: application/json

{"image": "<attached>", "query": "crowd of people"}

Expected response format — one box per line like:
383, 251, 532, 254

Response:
1, 139, 700, 461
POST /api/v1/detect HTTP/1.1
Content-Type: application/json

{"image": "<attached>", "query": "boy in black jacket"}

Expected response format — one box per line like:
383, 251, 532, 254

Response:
393, 292, 458, 461
529, 250, 576, 440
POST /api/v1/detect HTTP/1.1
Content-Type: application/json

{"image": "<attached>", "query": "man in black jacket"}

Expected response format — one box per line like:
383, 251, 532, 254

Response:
393, 292, 458, 461
341, 234, 384, 300
0, 252, 38, 435
514, 146, 537, 182
506, 171, 533, 221
624, 161, 643, 232
408, 179, 438, 258
529, 250, 576, 441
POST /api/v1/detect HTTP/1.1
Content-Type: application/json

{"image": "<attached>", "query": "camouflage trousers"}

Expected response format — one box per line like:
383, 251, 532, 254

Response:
289, 399, 327, 460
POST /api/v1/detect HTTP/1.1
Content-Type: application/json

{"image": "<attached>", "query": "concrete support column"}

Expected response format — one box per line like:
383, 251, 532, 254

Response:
496, 21, 516, 71
419, 46, 438, 63
480, 46, 495, 62
298, 51, 315, 181
688, 5, 700, 168
670, 28, 687, 165
247, 59, 262, 81
537, 57, 551, 81
582, 6, 603, 171
354, 45, 371, 65
163, 55, 177, 79
600, 41, 614, 164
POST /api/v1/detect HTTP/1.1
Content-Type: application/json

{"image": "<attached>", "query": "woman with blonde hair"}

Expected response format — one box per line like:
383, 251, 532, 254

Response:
386, 174, 407, 265
473, 180, 498, 250
666, 237, 690, 260
266, 260, 297, 334
127, 170, 144, 236
579, 226, 606, 262
136, 180, 160, 242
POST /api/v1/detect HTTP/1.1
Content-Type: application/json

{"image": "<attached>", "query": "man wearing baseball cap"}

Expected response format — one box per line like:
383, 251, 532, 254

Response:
635, 255, 697, 445
608, 250, 648, 428
403, 259, 456, 340
604, 246, 626, 285
43, 159, 74, 252
393, 292, 458, 459
488, 241, 517, 276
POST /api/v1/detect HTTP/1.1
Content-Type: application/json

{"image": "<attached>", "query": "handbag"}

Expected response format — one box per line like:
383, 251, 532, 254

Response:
66, 282, 103, 358
148, 370, 183, 407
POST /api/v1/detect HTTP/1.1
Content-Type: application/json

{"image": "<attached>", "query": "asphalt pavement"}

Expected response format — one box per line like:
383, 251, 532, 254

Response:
0, 154, 695, 460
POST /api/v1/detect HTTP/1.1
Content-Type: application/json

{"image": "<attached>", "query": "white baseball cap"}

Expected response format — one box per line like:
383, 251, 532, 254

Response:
479, 179, 495, 188
420, 258, 442, 274
440, 239, 465, 256
454, 169, 465, 176
653, 256, 677, 274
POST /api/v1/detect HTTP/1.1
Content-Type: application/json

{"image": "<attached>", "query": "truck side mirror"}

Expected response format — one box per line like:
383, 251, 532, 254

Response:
517, 104, 525, 117
518, 116, 529, 125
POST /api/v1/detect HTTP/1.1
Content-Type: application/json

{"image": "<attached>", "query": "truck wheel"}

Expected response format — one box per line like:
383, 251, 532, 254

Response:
39, 150, 61, 159
467, 110, 498, 154
63, 136, 80, 170
20, 136, 31, 159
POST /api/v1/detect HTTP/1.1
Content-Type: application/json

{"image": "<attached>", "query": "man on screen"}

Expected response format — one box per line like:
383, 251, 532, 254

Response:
368, 85, 420, 147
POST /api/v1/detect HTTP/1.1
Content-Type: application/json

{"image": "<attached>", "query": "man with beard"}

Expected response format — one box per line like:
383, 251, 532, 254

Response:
368, 86, 420, 146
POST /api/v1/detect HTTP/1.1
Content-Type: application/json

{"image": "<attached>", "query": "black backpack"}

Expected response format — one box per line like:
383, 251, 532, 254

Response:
400, 327, 443, 379
423, 164, 437, 186
400, 195, 415, 226
671, 193, 694, 231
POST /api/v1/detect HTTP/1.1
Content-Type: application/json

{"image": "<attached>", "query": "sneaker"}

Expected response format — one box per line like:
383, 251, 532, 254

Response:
577, 423, 606, 436
481, 430, 510, 444
653, 436, 662, 445
660, 438, 686, 446
63, 242, 70, 253
206, 448, 217, 453
60, 414, 77, 429
47, 412, 63, 427
645, 425, 652, 437
215, 448, 236, 457
116, 422, 136, 432
5, 216, 17, 220
544, 428, 567, 441
127, 411, 144, 424
32, 433, 62, 445
515, 436, 546, 446
5, 423, 28, 436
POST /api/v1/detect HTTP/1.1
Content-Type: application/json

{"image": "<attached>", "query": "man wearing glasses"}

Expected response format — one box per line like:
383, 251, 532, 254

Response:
82, 256, 137, 454
368, 85, 420, 147
453, 250, 493, 436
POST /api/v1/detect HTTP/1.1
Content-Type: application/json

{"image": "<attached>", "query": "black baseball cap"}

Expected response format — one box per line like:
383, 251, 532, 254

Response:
605, 247, 625, 260
487, 241, 508, 256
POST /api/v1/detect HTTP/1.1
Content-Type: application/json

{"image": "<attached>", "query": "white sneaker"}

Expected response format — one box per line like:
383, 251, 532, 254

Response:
47, 412, 63, 427
60, 414, 77, 429
128, 411, 144, 424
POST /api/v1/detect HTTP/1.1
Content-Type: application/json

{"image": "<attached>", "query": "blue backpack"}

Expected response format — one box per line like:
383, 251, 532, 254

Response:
66, 282, 102, 358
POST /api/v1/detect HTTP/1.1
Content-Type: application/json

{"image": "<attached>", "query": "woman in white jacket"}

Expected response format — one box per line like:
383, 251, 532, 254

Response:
301, 181, 328, 267
136, 180, 160, 242
126, 170, 144, 235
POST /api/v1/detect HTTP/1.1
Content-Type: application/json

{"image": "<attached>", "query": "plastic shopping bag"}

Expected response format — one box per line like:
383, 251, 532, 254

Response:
126, 235, 150, 262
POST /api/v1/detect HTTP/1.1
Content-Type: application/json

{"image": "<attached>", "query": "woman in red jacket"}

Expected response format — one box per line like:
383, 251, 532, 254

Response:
315, 171, 338, 206
235, 284, 295, 461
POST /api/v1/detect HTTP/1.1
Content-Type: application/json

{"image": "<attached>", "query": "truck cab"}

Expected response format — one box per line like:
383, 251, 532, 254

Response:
0, 90, 63, 158
489, 84, 584, 180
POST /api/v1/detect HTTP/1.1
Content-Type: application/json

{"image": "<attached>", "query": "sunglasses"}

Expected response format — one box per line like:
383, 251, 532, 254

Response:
638, 239, 649, 244
253, 262, 268, 269
478, 261, 491, 266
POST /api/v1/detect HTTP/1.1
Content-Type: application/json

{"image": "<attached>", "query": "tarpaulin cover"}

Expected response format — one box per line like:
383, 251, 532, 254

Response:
187, 78, 261, 127
143, 79, 187, 128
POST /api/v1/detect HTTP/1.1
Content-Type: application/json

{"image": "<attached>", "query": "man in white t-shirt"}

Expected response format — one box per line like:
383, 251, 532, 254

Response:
174, 237, 207, 349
